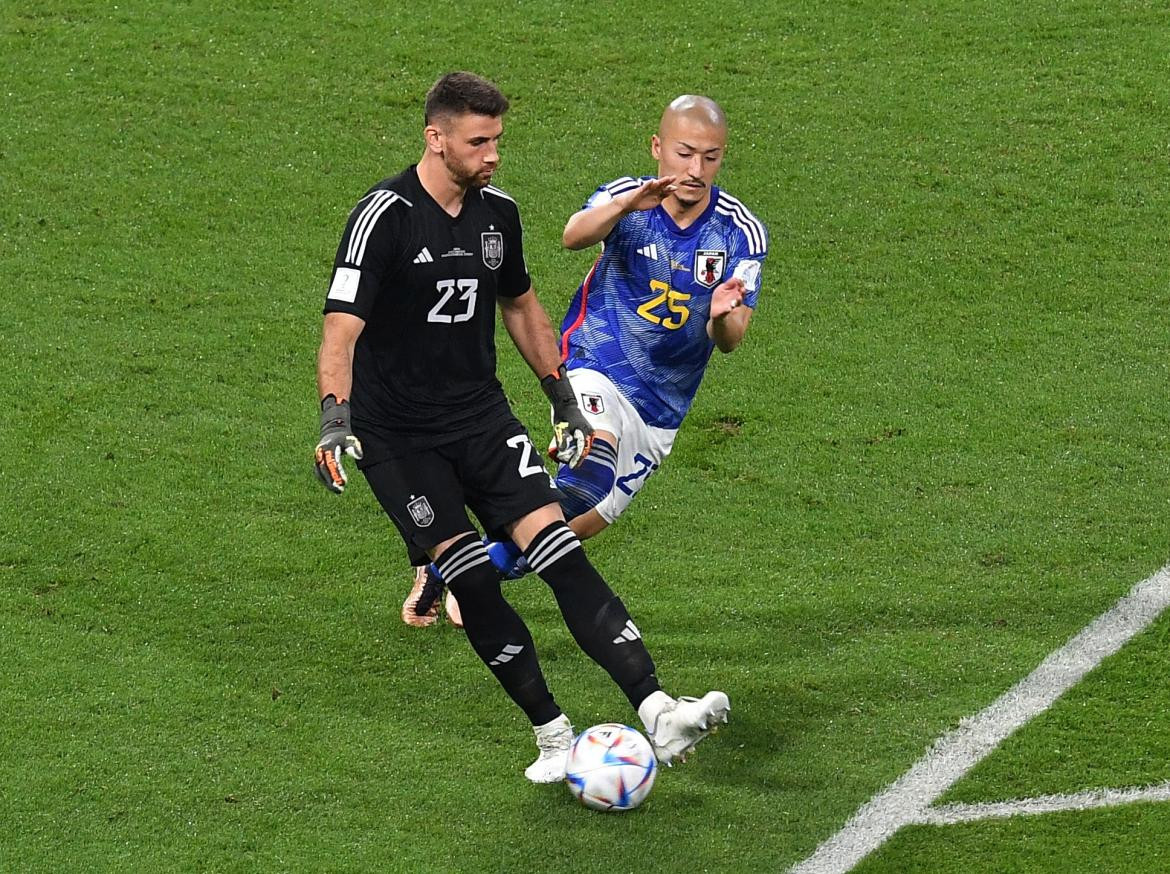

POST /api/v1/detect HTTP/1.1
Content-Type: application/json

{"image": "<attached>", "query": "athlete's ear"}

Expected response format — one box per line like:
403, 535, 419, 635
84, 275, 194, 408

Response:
650, 134, 661, 161
424, 124, 444, 155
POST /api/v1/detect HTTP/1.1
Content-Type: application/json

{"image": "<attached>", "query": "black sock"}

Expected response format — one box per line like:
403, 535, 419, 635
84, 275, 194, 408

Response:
524, 521, 660, 709
438, 533, 560, 725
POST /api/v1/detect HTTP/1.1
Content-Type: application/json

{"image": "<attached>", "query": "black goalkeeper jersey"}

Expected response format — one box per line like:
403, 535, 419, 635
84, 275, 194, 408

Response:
324, 165, 532, 464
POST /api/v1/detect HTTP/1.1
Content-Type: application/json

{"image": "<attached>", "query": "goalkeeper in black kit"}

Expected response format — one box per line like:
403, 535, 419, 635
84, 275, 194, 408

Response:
313, 71, 728, 780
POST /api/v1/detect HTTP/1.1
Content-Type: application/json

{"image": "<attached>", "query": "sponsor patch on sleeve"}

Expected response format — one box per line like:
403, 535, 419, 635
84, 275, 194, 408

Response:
732, 259, 762, 292
327, 267, 361, 303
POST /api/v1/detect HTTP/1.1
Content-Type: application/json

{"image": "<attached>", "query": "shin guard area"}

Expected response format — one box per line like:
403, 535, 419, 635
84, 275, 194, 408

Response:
438, 534, 559, 725
523, 521, 659, 708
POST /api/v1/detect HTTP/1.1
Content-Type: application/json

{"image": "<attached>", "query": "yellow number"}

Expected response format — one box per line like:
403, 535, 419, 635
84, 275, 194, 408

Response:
637, 279, 691, 329
662, 286, 691, 329
635, 281, 668, 324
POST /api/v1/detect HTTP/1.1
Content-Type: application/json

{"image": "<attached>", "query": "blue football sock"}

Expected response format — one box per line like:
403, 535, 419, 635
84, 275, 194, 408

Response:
485, 538, 531, 579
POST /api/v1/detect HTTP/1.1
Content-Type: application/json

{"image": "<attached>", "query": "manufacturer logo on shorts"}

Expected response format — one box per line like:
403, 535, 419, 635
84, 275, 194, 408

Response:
406, 495, 435, 527
581, 393, 604, 415
481, 232, 504, 270
694, 249, 726, 287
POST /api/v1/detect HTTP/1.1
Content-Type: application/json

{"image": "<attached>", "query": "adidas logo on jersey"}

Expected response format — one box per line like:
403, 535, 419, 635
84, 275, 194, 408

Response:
636, 244, 659, 260
612, 620, 642, 644
413, 247, 433, 264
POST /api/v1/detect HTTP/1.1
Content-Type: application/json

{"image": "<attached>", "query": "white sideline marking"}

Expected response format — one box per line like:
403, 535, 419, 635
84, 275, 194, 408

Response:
791, 564, 1170, 874
919, 781, 1170, 825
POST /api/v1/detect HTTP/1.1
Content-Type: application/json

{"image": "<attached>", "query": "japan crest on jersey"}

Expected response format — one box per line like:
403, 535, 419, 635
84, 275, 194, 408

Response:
406, 495, 434, 527
481, 231, 504, 270
581, 393, 604, 415
694, 250, 726, 287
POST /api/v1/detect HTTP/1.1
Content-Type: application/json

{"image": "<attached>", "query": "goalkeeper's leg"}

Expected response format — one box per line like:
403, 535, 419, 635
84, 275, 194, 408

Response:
517, 517, 660, 710
400, 429, 614, 626
435, 532, 562, 725
433, 532, 574, 781
513, 513, 729, 765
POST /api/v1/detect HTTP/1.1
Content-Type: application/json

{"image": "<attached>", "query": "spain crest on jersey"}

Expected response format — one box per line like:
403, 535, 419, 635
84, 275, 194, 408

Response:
406, 495, 434, 527
481, 231, 504, 270
694, 250, 726, 287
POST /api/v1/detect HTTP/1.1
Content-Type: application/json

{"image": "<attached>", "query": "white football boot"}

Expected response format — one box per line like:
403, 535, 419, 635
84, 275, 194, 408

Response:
640, 690, 730, 765
524, 714, 573, 783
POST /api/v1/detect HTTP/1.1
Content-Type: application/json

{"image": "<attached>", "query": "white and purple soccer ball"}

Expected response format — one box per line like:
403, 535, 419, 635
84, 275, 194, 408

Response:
564, 723, 657, 812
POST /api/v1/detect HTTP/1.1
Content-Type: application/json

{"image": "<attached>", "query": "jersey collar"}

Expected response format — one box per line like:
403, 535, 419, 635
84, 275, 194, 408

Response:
655, 185, 720, 237
410, 163, 473, 223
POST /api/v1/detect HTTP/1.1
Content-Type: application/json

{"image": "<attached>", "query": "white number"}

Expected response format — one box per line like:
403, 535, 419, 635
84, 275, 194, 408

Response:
427, 279, 479, 323
507, 434, 545, 478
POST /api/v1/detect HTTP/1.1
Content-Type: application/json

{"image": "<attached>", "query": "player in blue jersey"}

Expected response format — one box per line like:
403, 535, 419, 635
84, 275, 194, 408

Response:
409, 94, 766, 624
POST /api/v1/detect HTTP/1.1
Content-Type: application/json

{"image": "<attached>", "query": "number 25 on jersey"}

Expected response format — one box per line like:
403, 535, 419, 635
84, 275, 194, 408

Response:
636, 279, 691, 329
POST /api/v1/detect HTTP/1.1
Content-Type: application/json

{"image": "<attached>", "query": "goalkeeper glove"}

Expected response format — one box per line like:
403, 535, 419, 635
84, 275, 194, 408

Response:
541, 364, 593, 468
314, 394, 363, 494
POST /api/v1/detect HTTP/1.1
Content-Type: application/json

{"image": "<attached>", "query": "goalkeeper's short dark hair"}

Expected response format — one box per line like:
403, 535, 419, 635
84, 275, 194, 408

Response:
425, 72, 509, 125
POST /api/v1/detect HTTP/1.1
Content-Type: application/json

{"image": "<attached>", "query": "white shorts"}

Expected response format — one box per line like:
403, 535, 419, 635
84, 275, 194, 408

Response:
564, 367, 677, 524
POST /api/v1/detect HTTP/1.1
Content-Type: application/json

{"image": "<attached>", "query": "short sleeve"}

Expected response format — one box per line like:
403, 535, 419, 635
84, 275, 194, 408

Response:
722, 199, 768, 309
323, 190, 407, 319
581, 176, 646, 247
582, 176, 644, 211
732, 256, 765, 308
494, 199, 532, 299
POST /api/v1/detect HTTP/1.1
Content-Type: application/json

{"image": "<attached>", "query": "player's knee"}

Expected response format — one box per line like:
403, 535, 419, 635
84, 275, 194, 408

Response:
556, 436, 617, 520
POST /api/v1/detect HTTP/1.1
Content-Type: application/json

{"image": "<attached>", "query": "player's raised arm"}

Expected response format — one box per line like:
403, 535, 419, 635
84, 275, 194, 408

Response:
562, 176, 678, 250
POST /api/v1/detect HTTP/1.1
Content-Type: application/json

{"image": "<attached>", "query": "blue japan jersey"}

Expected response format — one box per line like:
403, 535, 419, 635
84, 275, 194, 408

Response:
560, 176, 768, 429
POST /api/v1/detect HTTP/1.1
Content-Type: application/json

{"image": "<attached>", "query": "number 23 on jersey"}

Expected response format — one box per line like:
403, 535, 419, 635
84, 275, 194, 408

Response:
428, 279, 479, 324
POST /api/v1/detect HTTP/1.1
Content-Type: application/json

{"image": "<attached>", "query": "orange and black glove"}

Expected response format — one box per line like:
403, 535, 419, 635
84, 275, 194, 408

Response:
541, 364, 593, 468
314, 394, 363, 493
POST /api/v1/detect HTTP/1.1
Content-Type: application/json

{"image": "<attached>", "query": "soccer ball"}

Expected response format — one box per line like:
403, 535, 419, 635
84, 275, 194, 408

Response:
564, 723, 657, 812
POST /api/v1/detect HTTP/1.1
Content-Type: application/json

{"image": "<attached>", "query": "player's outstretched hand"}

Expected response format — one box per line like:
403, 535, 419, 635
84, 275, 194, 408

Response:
710, 277, 746, 320
541, 364, 594, 468
617, 176, 679, 213
314, 394, 363, 494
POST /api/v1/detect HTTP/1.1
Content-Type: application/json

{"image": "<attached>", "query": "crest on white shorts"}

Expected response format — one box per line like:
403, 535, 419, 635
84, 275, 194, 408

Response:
581, 393, 605, 415
694, 249, 726, 287
481, 232, 504, 270
407, 495, 434, 527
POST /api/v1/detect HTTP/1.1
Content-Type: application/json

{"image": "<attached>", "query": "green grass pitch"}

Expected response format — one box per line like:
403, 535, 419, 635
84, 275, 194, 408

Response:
2, 1, 1168, 871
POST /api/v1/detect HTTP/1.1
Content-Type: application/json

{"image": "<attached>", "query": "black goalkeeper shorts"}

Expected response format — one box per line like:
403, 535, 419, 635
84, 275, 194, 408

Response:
361, 414, 563, 566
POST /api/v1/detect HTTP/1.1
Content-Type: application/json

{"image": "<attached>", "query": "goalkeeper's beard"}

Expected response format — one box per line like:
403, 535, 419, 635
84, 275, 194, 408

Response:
444, 153, 495, 189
